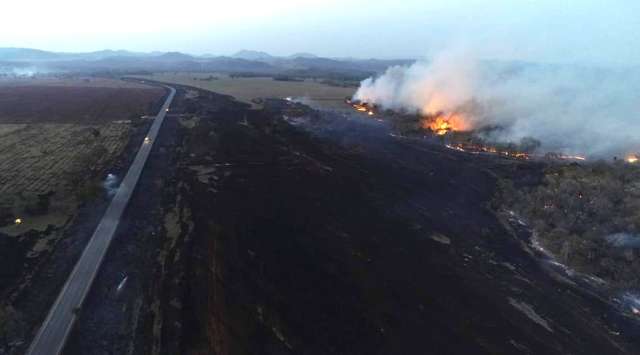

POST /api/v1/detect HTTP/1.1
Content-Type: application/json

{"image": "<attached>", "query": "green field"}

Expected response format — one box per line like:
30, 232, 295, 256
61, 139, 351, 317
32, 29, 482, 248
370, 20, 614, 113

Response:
133, 73, 357, 109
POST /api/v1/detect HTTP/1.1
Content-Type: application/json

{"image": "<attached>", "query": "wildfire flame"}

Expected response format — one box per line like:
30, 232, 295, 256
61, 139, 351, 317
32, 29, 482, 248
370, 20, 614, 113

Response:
444, 143, 589, 162
422, 112, 470, 135
352, 103, 369, 112
350, 99, 593, 163
348, 100, 378, 117
627, 154, 639, 164
348, 98, 472, 135
445, 143, 531, 159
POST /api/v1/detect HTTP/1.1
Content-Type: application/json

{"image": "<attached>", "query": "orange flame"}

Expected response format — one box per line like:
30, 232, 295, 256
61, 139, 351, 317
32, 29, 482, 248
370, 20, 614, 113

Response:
445, 143, 533, 160
627, 154, 639, 164
354, 105, 368, 112
422, 112, 470, 135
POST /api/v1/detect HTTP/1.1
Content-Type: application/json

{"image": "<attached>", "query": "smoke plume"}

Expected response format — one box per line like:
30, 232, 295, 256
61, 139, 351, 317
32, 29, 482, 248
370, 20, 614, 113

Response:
354, 50, 640, 157
103, 173, 119, 197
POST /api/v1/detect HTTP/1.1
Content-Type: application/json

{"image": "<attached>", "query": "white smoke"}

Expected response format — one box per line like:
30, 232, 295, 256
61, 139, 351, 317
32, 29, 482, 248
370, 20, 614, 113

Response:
0, 66, 50, 77
606, 233, 640, 249
354, 50, 640, 156
355, 51, 477, 116
103, 173, 119, 197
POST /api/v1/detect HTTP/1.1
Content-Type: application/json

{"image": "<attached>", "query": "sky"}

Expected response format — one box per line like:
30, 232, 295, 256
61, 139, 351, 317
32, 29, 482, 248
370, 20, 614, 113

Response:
1, 0, 639, 65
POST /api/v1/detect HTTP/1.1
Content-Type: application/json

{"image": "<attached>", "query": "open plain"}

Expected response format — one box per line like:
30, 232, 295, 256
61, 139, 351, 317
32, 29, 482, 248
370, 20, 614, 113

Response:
133, 73, 356, 109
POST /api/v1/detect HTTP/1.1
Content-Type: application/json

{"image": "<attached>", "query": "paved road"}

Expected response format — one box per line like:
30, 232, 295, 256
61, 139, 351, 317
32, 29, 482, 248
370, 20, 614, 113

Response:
26, 86, 176, 355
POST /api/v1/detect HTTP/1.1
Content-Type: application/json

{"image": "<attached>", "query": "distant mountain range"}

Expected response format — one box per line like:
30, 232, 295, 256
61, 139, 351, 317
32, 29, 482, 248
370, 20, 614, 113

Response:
231, 50, 319, 61
0, 47, 414, 79
232, 50, 274, 61
0, 47, 375, 62
0, 48, 158, 62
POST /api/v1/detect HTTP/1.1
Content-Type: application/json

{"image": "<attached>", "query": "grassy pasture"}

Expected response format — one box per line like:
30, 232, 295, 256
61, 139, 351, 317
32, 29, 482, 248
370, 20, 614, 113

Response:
133, 72, 357, 109
0, 79, 164, 233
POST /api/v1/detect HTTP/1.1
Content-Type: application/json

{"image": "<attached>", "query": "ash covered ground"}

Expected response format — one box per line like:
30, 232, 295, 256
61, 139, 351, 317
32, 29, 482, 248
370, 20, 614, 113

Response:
60, 85, 640, 355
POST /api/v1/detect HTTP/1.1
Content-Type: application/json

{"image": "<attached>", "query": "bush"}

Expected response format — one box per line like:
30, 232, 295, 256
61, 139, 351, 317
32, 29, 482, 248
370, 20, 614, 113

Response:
499, 161, 640, 288
75, 180, 103, 203
22, 192, 53, 216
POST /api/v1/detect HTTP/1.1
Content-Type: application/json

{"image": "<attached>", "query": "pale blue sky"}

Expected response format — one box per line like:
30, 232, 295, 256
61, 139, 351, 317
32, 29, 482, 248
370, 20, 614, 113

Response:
1, 0, 638, 65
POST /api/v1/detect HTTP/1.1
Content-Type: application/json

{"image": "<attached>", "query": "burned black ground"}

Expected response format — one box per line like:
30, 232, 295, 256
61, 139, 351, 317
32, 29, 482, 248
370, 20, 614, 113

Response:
63, 87, 640, 355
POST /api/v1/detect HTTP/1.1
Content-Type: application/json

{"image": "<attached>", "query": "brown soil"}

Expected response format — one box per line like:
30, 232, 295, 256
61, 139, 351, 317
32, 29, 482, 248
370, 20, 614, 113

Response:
0, 85, 164, 124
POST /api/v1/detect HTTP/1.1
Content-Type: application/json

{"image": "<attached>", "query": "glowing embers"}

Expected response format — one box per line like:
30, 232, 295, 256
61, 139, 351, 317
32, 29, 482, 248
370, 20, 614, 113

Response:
347, 99, 377, 117
445, 142, 588, 162
352, 103, 370, 113
445, 143, 531, 160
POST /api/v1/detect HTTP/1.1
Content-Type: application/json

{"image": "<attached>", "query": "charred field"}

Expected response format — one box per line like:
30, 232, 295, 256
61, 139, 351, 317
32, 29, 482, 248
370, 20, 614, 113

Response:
62, 83, 640, 355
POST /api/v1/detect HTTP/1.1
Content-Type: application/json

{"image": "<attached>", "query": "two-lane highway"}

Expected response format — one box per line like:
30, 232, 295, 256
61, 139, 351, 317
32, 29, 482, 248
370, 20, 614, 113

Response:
26, 86, 176, 355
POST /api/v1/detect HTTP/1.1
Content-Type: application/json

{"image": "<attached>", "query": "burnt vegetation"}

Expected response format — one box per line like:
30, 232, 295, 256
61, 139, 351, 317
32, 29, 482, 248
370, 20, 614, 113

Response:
115, 86, 637, 355
1, 68, 637, 353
